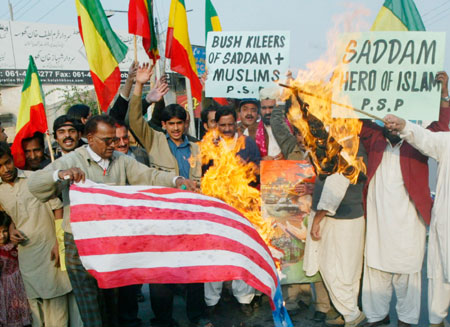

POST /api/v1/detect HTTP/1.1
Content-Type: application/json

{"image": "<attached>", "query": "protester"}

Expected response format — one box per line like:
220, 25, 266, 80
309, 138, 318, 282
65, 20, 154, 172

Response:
270, 104, 308, 161
359, 72, 450, 327
0, 211, 32, 327
184, 109, 199, 141
304, 142, 368, 327
215, 106, 261, 166
113, 121, 149, 327
67, 104, 91, 126
52, 115, 83, 157
384, 113, 450, 327
127, 63, 202, 184
22, 132, 47, 171
270, 104, 334, 322
0, 141, 75, 327
201, 105, 218, 133
127, 63, 208, 327
27, 114, 194, 327
203, 106, 261, 317
0, 122, 7, 143
254, 88, 284, 160
237, 99, 259, 138
114, 121, 150, 166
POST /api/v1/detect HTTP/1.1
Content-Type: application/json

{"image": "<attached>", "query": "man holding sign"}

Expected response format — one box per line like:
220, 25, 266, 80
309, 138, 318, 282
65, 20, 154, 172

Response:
360, 72, 450, 326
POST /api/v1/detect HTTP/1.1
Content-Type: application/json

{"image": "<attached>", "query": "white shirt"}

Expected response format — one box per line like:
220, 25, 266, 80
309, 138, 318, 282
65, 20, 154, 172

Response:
365, 139, 426, 274
400, 121, 450, 281
86, 145, 110, 172
265, 125, 282, 157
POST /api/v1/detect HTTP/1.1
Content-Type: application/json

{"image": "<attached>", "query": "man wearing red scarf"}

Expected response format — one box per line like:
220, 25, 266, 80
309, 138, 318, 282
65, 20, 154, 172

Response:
250, 88, 284, 160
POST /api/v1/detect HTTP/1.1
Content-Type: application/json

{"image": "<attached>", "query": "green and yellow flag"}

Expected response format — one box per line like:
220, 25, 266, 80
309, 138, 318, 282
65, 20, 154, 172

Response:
371, 0, 425, 31
205, 0, 221, 41
76, 0, 128, 112
11, 56, 48, 169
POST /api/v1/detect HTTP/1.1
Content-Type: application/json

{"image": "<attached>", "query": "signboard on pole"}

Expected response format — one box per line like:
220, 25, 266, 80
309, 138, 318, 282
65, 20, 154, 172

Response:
0, 20, 206, 86
331, 32, 446, 121
205, 31, 290, 99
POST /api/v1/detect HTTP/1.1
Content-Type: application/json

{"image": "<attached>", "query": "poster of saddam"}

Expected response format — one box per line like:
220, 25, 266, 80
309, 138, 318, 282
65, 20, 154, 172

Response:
261, 160, 321, 284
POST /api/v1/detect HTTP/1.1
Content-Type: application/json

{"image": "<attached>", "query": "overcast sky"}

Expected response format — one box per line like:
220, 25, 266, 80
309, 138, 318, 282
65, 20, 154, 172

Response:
1, 0, 449, 71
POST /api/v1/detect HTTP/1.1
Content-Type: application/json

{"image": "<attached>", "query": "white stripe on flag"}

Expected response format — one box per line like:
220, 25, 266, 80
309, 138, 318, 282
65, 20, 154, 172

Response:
71, 219, 276, 275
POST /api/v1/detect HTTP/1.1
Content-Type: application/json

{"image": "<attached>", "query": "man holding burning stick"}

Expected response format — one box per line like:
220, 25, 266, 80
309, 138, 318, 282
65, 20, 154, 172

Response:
360, 71, 450, 327
384, 112, 450, 327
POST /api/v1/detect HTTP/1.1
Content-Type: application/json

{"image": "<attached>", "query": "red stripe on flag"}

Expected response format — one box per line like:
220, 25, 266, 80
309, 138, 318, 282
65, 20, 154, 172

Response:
71, 185, 243, 217
11, 103, 48, 168
89, 265, 273, 304
75, 234, 277, 281
90, 67, 121, 112
70, 204, 267, 250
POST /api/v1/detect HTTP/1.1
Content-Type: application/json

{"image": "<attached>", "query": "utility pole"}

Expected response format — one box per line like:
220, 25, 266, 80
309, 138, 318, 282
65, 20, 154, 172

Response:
8, 0, 14, 21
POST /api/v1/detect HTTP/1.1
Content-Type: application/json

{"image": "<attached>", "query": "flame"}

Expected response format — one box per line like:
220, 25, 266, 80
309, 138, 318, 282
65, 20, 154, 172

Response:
198, 129, 280, 267
282, 8, 370, 184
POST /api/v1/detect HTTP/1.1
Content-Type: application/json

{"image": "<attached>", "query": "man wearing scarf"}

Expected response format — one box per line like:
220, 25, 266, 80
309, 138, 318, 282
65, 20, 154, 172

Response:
249, 88, 284, 160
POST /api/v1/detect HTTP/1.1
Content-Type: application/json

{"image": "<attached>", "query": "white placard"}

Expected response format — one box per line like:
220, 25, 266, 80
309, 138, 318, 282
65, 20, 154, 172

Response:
331, 32, 446, 121
205, 31, 290, 99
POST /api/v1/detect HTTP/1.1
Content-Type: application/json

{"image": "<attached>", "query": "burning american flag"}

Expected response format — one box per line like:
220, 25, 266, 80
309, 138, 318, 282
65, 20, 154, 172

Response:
69, 180, 292, 327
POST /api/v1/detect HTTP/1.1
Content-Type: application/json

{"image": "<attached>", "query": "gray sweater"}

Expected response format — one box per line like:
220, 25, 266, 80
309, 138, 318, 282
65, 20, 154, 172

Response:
27, 146, 175, 233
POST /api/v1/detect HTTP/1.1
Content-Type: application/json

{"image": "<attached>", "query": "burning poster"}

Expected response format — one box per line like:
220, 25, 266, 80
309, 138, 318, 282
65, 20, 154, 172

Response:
261, 160, 321, 284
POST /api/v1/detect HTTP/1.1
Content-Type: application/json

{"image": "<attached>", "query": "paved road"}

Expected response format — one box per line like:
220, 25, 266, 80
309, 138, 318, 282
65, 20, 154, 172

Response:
136, 259, 450, 327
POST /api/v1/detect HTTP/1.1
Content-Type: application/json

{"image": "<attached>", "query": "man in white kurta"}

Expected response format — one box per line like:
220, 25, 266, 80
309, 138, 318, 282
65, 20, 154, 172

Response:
362, 138, 426, 325
385, 115, 450, 326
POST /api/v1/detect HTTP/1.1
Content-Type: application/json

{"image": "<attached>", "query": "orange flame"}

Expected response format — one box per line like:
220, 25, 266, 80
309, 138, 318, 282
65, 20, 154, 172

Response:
197, 129, 280, 266
282, 8, 370, 184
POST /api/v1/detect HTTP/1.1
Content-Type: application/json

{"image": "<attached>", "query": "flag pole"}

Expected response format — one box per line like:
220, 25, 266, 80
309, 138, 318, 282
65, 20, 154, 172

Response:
45, 131, 55, 162
185, 77, 196, 137
134, 35, 138, 63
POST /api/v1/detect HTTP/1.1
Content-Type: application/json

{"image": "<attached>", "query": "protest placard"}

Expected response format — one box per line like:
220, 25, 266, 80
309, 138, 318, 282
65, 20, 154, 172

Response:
261, 160, 321, 284
331, 32, 446, 121
205, 31, 290, 99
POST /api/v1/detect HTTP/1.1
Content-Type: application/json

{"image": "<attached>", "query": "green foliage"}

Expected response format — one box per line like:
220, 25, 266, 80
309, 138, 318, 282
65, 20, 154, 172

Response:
46, 86, 99, 115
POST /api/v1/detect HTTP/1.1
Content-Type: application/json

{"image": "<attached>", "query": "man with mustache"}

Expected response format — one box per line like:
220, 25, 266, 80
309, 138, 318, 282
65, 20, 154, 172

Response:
114, 121, 149, 167
252, 88, 284, 160
27, 114, 195, 327
359, 71, 450, 327
22, 132, 48, 171
237, 99, 259, 138
53, 115, 83, 158
204, 106, 261, 317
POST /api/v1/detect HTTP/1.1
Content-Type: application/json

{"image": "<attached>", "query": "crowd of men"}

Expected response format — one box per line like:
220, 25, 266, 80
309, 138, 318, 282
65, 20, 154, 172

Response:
0, 64, 450, 327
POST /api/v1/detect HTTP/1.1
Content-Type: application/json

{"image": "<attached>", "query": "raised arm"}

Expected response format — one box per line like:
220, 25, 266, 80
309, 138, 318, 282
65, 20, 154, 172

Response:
385, 114, 448, 161
270, 105, 298, 158
427, 71, 450, 132
126, 63, 158, 154
109, 61, 137, 122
